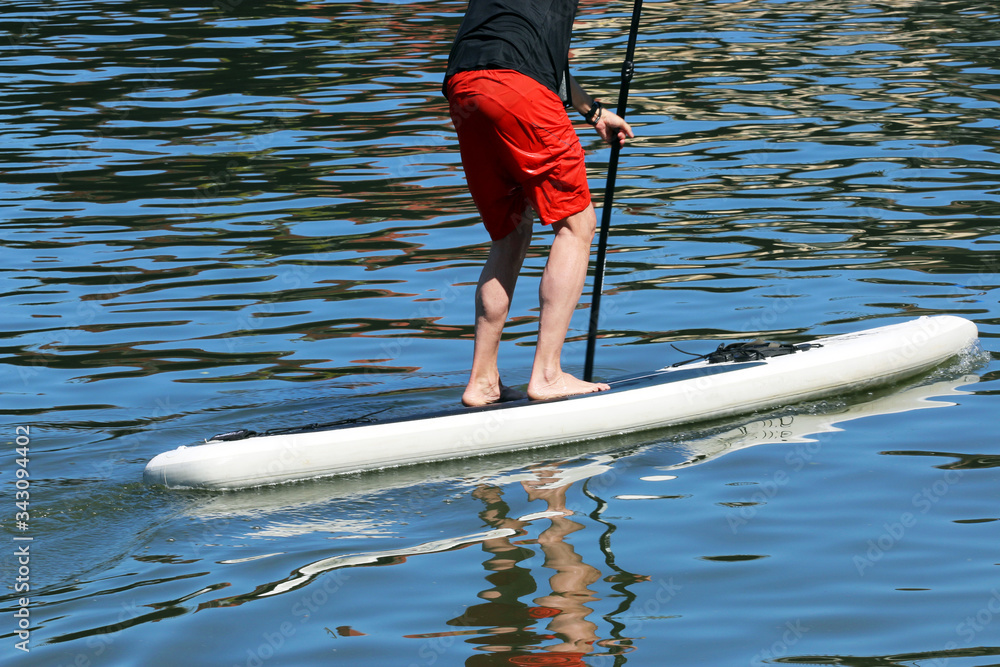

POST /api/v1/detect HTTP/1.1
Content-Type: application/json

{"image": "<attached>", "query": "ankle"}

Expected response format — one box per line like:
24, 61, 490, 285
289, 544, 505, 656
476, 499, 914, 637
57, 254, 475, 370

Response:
530, 367, 564, 387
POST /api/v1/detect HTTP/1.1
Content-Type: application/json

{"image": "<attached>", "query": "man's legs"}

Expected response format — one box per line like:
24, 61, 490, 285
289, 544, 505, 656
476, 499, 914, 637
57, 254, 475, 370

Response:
462, 209, 534, 407
463, 202, 611, 406
528, 203, 610, 401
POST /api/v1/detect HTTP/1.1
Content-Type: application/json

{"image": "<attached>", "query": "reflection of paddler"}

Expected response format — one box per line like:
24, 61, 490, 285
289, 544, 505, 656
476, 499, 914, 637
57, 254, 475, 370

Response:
450, 485, 549, 652
453, 474, 605, 664
522, 471, 601, 656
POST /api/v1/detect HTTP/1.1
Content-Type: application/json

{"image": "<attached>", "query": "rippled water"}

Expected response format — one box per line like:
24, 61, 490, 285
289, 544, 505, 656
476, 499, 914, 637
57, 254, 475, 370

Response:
2, 0, 999, 665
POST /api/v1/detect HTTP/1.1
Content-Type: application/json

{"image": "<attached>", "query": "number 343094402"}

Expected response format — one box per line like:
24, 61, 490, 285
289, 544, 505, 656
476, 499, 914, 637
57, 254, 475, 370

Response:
15, 426, 30, 499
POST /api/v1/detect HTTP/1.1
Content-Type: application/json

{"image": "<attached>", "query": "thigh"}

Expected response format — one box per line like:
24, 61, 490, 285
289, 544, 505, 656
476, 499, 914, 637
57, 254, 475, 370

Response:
447, 70, 591, 238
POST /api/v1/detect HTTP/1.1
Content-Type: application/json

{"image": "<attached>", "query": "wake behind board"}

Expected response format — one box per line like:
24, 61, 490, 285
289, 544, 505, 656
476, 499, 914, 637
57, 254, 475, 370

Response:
143, 315, 978, 490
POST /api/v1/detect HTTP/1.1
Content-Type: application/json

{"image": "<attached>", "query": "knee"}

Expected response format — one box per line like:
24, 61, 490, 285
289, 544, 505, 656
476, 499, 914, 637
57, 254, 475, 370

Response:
557, 205, 597, 242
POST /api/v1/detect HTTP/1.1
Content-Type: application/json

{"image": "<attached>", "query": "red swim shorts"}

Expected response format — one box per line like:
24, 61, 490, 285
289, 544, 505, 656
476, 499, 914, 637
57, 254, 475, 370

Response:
447, 69, 591, 241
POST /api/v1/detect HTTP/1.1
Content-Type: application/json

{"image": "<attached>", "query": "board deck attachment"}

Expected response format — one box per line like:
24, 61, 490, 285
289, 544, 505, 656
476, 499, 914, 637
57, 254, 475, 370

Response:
671, 340, 822, 366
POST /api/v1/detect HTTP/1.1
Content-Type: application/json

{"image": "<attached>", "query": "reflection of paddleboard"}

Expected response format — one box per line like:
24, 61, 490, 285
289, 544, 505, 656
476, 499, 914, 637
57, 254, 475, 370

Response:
659, 373, 979, 472
144, 315, 978, 490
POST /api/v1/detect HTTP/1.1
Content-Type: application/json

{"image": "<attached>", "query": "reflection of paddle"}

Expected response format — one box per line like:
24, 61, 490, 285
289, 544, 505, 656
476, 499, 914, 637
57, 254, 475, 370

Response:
584, 0, 644, 382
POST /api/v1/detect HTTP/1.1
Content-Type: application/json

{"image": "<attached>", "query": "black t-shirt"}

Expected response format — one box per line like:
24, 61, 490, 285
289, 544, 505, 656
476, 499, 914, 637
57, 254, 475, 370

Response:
444, 0, 580, 103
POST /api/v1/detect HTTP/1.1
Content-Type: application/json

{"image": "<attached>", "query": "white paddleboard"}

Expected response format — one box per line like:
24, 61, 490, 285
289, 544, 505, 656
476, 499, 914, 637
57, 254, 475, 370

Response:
143, 315, 978, 490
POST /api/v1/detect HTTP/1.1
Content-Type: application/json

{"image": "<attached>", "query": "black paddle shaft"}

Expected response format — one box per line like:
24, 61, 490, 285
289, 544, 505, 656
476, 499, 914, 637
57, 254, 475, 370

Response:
583, 0, 644, 383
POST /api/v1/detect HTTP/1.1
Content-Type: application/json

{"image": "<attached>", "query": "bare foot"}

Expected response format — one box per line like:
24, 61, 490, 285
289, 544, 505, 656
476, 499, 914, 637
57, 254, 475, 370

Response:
462, 382, 527, 407
527, 372, 610, 402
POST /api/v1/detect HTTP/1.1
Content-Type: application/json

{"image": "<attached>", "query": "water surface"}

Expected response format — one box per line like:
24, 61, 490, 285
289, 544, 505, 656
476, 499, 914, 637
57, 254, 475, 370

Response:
2, 0, 999, 665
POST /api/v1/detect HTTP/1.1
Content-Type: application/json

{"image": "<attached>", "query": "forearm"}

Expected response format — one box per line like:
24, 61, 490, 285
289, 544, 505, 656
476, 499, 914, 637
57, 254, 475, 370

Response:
569, 76, 597, 117
568, 75, 635, 147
